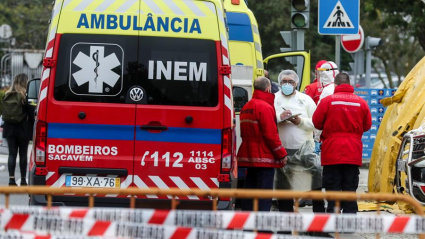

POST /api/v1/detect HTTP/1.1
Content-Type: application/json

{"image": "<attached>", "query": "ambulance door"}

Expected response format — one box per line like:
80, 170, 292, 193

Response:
263, 51, 311, 92
133, 35, 224, 200
45, 1, 140, 194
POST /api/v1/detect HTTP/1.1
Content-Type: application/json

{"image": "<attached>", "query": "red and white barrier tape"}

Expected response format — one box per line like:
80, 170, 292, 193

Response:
0, 214, 333, 239
0, 231, 109, 239
1, 207, 424, 234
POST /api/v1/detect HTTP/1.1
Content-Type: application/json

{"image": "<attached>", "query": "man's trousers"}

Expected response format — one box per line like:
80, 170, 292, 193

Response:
242, 167, 275, 211
322, 164, 360, 213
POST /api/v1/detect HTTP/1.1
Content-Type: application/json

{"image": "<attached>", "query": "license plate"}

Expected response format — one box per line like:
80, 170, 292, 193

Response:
65, 175, 120, 188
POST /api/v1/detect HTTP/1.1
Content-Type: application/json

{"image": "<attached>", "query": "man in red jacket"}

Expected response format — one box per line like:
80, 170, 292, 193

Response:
237, 76, 288, 211
312, 73, 371, 213
304, 60, 327, 105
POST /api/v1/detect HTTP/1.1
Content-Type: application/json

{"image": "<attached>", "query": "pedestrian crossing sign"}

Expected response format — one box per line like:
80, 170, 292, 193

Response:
318, 0, 359, 35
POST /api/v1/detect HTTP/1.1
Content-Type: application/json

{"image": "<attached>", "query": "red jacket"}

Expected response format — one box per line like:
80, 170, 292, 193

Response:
304, 79, 322, 105
237, 90, 287, 168
312, 84, 372, 166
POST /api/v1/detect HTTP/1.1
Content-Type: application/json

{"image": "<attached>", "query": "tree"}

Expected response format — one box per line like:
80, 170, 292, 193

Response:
365, 0, 425, 51
361, 4, 425, 88
0, 0, 52, 50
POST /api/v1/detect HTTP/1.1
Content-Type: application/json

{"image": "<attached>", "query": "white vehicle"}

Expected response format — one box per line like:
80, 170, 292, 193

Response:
371, 134, 377, 139
371, 125, 378, 131
371, 108, 378, 113
371, 99, 378, 104
371, 90, 378, 95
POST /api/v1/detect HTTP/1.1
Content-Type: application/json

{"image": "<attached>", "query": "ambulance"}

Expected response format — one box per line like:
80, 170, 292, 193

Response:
27, 0, 236, 209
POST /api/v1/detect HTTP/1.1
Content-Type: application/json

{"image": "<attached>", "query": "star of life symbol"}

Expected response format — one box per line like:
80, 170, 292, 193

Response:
130, 87, 144, 101
323, 1, 354, 29
72, 45, 121, 93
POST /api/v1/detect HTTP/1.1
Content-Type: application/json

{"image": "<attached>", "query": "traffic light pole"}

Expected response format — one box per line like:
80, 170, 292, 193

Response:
296, 29, 305, 79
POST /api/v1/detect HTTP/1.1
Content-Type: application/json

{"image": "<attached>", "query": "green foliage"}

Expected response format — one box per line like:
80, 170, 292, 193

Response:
364, 0, 425, 51
0, 0, 53, 49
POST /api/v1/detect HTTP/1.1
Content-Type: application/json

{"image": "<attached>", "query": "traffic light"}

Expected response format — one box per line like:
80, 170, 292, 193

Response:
291, 0, 310, 29
365, 36, 383, 50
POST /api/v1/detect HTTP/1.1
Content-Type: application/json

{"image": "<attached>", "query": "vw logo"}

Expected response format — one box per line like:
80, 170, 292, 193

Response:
130, 87, 144, 101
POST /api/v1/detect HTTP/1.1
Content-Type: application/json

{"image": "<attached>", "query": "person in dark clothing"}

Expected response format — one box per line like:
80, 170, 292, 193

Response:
2, 73, 34, 186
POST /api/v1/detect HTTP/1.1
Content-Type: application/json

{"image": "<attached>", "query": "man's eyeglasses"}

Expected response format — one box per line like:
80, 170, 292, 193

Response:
281, 80, 296, 85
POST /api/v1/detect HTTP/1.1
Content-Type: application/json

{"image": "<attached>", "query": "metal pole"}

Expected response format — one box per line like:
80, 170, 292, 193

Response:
335, 35, 341, 68
296, 29, 305, 78
353, 52, 357, 87
366, 48, 372, 88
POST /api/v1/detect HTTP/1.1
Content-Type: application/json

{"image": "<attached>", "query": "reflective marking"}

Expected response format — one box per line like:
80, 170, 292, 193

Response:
63, 0, 73, 9
116, 0, 138, 13
221, 33, 229, 50
149, 176, 173, 199
240, 120, 258, 124
51, 174, 66, 188
183, 0, 205, 17
163, 0, 185, 15
170, 177, 199, 200
73, 0, 96, 11
203, 1, 216, 14
95, 0, 116, 12
211, 178, 219, 187
133, 176, 157, 198
45, 48, 53, 58
41, 68, 50, 84
144, 0, 164, 14
52, 0, 63, 20
224, 75, 231, 89
46, 172, 55, 181
39, 87, 48, 103
331, 101, 361, 107
48, 26, 57, 43
252, 24, 259, 35
190, 177, 210, 190
255, 42, 262, 52
215, 5, 225, 25
223, 55, 229, 65
257, 59, 263, 69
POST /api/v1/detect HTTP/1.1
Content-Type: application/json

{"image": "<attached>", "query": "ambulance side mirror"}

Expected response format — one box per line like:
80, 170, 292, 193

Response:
27, 78, 40, 106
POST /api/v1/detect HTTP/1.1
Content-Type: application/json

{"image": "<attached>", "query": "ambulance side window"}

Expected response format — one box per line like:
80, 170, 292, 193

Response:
233, 86, 248, 113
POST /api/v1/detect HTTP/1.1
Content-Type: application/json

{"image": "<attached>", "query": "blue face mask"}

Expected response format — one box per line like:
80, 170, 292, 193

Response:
281, 83, 294, 95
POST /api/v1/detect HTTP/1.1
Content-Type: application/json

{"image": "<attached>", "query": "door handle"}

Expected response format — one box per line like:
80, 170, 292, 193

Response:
140, 125, 168, 131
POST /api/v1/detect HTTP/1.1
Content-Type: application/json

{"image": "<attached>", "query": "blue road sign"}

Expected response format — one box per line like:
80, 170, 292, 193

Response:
318, 0, 359, 35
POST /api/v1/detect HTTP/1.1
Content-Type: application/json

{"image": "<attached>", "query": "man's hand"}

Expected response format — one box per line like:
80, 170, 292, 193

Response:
280, 110, 292, 120
289, 115, 301, 125
281, 156, 288, 165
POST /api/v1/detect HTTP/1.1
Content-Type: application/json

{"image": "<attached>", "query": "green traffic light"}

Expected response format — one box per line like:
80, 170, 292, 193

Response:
292, 0, 307, 11
292, 13, 307, 27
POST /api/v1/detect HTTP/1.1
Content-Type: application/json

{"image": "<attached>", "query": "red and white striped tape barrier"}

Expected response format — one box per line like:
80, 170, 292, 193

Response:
1, 207, 424, 234
0, 214, 333, 239
0, 231, 110, 239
